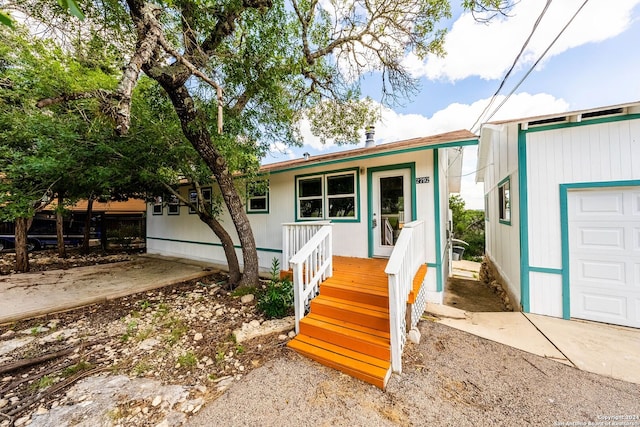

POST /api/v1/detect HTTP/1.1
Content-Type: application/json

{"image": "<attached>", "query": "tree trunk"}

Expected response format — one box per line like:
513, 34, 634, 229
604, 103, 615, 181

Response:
56, 194, 67, 258
200, 214, 242, 286
81, 197, 94, 254
14, 217, 30, 273
160, 84, 260, 287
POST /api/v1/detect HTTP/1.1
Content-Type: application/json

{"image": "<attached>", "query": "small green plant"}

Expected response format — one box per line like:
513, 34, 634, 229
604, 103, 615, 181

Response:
235, 344, 244, 354
32, 375, 55, 390
257, 258, 293, 319
177, 351, 198, 368
215, 348, 226, 365
62, 361, 93, 377
121, 320, 138, 342
133, 361, 153, 376
139, 300, 151, 310
136, 327, 153, 341
164, 317, 187, 345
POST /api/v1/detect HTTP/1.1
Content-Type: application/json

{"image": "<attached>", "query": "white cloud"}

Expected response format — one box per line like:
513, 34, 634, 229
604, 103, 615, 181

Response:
406, 0, 640, 81
292, 92, 569, 209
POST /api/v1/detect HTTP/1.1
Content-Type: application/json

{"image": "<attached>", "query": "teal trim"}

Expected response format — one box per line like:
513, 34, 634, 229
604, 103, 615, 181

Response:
559, 179, 640, 320
529, 266, 563, 275
426, 262, 438, 268
366, 162, 417, 257
433, 149, 443, 292
497, 175, 512, 226
246, 181, 270, 214
294, 167, 360, 223
518, 125, 530, 312
147, 236, 283, 254
269, 139, 479, 175
525, 113, 640, 134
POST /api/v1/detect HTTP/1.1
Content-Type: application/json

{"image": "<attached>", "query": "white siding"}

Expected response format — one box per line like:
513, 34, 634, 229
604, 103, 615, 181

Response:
483, 123, 521, 305
147, 149, 439, 273
526, 118, 640, 317
528, 272, 563, 317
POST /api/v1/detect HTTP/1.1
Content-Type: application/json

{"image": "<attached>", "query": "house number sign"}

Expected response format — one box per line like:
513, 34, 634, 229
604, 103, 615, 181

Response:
415, 176, 430, 184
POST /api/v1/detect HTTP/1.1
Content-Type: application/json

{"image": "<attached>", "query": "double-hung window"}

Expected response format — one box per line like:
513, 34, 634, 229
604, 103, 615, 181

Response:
498, 177, 511, 224
296, 170, 358, 221
247, 181, 269, 213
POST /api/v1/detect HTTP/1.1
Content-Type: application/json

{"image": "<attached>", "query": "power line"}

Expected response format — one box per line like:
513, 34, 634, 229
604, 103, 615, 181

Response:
469, 0, 553, 133
481, 0, 590, 126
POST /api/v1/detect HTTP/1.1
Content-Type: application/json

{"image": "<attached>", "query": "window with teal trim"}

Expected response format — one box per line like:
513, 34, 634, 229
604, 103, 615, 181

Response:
247, 180, 269, 213
296, 170, 357, 220
498, 178, 511, 224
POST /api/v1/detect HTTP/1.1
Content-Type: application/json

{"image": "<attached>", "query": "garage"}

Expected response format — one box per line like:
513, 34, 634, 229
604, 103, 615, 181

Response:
568, 187, 640, 328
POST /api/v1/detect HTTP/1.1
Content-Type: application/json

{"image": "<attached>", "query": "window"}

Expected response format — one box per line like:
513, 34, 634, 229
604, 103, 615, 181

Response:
247, 181, 269, 213
152, 196, 163, 215
296, 170, 358, 221
167, 194, 180, 215
188, 190, 198, 214
498, 178, 511, 224
484, 194, 489, 221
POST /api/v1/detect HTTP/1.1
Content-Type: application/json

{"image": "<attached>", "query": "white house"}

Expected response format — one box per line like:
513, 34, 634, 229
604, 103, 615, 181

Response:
477, 101, 640, 328
147, 129, 476, 303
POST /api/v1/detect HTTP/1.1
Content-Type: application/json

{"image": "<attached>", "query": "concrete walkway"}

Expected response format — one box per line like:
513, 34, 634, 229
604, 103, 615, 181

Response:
0, 254, 216, 325
426, 303, 640, 385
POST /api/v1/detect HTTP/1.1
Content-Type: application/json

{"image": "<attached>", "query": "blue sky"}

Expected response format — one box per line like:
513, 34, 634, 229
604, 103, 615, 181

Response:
263, 0, 640, 209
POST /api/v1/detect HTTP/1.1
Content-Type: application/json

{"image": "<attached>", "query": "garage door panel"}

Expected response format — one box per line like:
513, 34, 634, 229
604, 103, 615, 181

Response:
576, 260, 626, 285
576, 193, 624, 216
569, 186, 640, 328
579, 292, 627, 320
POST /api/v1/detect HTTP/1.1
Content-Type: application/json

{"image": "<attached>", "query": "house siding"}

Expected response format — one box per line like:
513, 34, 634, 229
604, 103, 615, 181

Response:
147, 149, 442, 277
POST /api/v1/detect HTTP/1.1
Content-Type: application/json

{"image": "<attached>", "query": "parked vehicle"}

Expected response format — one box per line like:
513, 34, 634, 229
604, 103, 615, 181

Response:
0, 214, 100, 251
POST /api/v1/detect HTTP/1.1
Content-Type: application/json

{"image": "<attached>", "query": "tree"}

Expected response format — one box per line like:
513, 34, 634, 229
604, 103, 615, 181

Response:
449, 194, 485, 260
14, 0, 510, 285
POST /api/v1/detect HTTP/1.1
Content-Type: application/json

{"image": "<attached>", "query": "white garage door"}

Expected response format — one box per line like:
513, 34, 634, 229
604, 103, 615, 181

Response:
568, 187, 640, 328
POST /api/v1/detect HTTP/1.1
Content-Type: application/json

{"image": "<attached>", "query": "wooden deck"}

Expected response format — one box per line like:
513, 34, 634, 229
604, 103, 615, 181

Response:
287, 256, 392, 389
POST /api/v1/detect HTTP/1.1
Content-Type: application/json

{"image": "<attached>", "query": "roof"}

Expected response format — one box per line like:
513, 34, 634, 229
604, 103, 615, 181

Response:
485, 100, 640, 127
47, 199, 147, 215
476, 101, 640, 183
260, 129, 478, 174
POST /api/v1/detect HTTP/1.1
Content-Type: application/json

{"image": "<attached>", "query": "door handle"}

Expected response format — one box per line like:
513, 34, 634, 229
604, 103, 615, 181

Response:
372, 214, 377, 228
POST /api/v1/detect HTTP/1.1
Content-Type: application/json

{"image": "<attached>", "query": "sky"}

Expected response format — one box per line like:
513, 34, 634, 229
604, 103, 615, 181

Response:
262, 0, 640, 209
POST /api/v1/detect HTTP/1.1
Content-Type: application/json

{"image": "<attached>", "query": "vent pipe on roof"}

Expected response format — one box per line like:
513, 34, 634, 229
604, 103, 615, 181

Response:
365, 126, 375, 148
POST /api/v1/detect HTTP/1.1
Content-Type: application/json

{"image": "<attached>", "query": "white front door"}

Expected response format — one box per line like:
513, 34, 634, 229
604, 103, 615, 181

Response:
568, 187, 640, 328
372, 169, 412, 257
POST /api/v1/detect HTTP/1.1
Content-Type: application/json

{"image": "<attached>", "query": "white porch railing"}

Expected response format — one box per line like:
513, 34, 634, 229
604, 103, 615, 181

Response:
287, 224, 333, 333
384, 220, 426, 373
282, 221, 331, 271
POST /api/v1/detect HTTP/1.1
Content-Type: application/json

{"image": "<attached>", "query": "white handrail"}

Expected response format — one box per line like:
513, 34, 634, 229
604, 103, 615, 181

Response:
385, 220, 425, 373
282, 221, 331, 271
289, 224, 333, 333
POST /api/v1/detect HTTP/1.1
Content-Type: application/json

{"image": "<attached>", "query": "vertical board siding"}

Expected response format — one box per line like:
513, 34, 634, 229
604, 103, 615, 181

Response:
529, 272, 563, 317
525, 118, 640, 317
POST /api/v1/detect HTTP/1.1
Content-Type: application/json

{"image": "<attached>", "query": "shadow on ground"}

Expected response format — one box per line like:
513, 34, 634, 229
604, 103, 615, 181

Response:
444, 276, 508, 312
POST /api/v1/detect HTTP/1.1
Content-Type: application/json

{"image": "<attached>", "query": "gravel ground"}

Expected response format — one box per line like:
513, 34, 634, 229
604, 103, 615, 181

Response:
191, 320, 640, 427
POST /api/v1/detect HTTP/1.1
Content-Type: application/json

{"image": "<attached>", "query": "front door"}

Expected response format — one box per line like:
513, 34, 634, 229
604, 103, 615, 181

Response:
372, 169, 412, 257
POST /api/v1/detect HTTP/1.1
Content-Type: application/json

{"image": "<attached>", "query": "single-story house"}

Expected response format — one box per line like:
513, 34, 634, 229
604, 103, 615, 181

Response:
477, 101, 640, 328
147, 129, 477, 304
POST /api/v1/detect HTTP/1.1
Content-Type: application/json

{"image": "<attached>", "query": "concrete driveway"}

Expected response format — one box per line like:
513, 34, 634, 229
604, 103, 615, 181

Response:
0, 254, 217, 325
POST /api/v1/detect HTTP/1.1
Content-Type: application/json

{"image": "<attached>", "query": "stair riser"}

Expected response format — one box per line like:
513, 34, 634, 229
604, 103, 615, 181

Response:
310, 301, 390, 332
321, 286, 388, 308
299, 322, 390, 361
291, 347, 386, 389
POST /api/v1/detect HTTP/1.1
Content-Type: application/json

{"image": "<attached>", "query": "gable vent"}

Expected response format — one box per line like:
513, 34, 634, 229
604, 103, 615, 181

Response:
528, 116, 567, 127
581, 107, 624, 119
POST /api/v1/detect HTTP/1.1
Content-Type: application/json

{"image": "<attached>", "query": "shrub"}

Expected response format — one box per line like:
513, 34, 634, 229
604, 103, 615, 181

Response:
257, 258, 294, 319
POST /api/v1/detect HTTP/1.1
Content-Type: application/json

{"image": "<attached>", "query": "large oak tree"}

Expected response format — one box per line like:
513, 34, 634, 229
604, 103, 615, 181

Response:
8, 0, 509, 284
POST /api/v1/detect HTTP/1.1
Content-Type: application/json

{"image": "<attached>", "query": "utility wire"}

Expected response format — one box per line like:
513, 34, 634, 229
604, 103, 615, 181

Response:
470, 0, 553, 133
478, 0, 591, 128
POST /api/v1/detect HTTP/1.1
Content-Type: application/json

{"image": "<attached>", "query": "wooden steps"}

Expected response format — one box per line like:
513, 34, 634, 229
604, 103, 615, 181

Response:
287, 256, 392, 389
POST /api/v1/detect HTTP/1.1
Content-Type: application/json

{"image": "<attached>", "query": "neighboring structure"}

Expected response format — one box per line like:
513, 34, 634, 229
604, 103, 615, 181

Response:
477, 102, 640, 328
147, 129, 476, 303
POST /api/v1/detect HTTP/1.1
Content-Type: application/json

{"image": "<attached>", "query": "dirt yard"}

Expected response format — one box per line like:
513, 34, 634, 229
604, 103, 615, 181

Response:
1, 251, 639, 427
